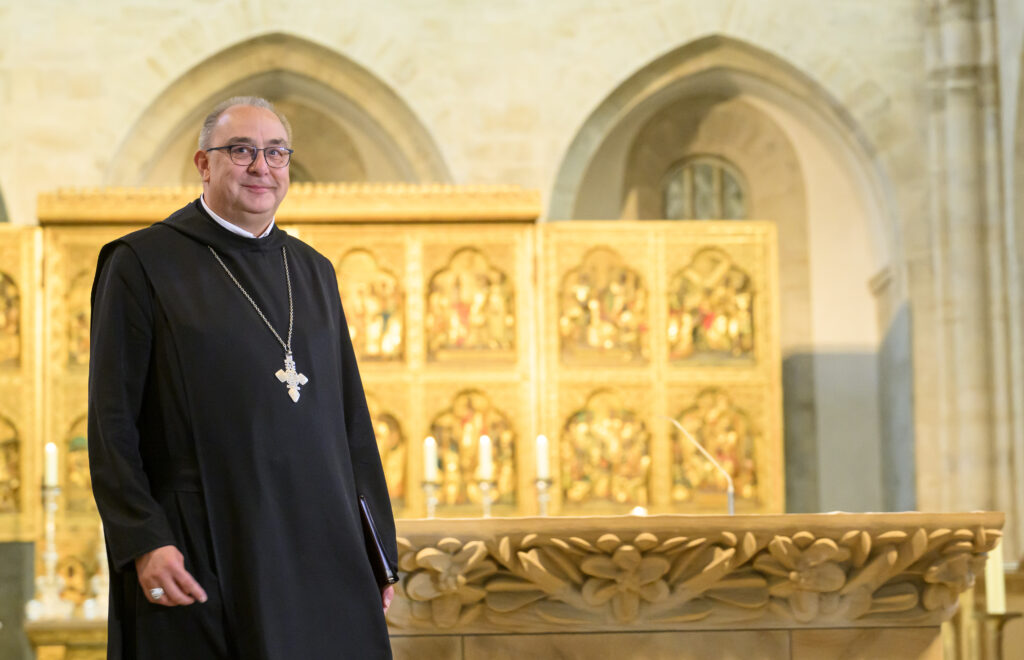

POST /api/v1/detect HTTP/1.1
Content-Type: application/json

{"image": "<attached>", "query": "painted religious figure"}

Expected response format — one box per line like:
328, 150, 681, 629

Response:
67, 271, 92, 367
366, 394, 407, 508
425, 248, 515, 361
429, 390, 516, 507
0, 273, 20, 367
0, 417, 19, 513
671, 388, 758, 502
560, 389, 650, 507
336, 249, 404, 361
667, 247, 754, 362
559, 247, 648, 364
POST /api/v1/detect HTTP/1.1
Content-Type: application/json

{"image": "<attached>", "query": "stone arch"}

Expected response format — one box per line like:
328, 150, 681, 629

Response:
106, 32, 451, 186
549, 34, 893, 268
550, 35, 900, 514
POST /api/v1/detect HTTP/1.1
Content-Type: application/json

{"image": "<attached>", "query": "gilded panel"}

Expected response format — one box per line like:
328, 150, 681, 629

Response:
428, 388, 517, 508
550, 383, 654, 514
0, 414, 20, 513
367, 392, 409, 511
557, 246, 649, 365
667, 247, 755, 363
0, 225, 38, 540
337, 250, 405, 362
297, 227, 411, 366
424, 245, 516, 363
0, 271, 21, 368
419, 380, 526, 515
659, 222, 778, 377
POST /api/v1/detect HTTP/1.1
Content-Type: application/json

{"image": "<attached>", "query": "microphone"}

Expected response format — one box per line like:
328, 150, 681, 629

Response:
661, 416, 735, 515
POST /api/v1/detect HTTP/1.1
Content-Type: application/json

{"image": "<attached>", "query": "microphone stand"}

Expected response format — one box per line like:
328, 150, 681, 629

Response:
662, 416, 735, 515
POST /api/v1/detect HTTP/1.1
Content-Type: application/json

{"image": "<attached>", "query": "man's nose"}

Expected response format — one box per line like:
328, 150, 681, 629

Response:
247, 151, 270, 174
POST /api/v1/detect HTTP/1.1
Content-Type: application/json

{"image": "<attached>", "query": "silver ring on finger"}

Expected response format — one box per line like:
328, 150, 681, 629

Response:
150, 587, 165, 600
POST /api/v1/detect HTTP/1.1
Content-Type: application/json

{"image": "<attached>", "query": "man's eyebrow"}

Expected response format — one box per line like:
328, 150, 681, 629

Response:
224, 137, 289, 146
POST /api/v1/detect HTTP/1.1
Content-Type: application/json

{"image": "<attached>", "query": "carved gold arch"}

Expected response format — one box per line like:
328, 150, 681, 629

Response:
425, 247, 516, 362
668, 247, 755, 363
428, 389, 517, 508
337, 249, 405, 362
558, 246, 648, 365
560, 389, 651, 508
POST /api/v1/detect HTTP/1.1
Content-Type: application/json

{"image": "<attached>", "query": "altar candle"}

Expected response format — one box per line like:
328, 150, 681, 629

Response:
536, 435, 550, 480
423, 436, 438, 483
478, 435, 493, 481
44, 442, 58, 487
985, 540, 1007, 614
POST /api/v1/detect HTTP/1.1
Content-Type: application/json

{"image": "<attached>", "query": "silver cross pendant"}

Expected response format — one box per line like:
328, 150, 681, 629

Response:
275, 352, 309, 403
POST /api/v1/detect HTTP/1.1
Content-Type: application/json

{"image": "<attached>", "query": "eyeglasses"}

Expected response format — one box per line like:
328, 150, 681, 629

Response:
206, 144, 294, 168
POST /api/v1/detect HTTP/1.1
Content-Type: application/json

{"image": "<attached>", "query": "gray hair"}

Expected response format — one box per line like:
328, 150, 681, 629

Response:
197, 96, 293, 150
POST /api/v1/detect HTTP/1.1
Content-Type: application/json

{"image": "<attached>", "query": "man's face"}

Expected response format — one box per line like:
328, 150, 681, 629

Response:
194, 105, 290, 229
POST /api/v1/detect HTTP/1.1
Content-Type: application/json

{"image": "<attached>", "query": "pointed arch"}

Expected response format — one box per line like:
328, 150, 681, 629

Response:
549, 34, 894, 271
107, 32, 450, 186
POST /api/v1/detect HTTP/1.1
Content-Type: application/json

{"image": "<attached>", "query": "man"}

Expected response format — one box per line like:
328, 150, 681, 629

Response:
88, 96, 397, 659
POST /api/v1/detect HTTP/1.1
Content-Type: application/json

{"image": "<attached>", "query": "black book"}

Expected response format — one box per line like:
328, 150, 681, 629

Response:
358, 494, 399, 589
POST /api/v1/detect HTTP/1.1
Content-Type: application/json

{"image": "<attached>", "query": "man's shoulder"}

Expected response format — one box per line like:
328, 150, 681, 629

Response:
282, 232, 333, 272
106, 201, 199, 251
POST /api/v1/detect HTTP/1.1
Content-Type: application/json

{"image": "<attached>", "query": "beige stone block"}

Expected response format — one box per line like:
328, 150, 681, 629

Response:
791, 627, 941, 660
463, 631, 789, 660
391, 635, 462, 660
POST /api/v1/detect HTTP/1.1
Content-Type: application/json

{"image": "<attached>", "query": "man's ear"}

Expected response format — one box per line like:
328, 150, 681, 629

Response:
194, 150, 211, 182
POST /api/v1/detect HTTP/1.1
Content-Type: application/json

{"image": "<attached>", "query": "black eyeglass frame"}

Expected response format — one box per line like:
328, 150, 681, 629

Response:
206, 144, 294, 168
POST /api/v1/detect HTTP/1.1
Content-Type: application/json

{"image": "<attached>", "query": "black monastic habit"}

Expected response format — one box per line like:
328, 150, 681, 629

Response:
88, 200, 397, 659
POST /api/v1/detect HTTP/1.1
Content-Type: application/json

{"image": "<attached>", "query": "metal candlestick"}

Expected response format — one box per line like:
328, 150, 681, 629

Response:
26, 486, 73, 621
535, 478, 553, 516
421, 480, 440, 519
478, 481, 496, 518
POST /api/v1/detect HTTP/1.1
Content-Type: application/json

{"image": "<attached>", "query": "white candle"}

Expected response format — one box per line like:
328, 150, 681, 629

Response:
478, 435, 493, 481
423, 436, 438, 483
44, 442, 58, 487
985, 540, 1007, 614
536, 435, 550, 480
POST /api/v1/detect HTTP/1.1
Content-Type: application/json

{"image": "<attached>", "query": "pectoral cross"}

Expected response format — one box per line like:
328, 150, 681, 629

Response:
276, 353, 308, 403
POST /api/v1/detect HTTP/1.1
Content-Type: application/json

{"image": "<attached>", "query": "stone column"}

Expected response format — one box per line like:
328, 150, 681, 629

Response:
921, 0, 1011, 541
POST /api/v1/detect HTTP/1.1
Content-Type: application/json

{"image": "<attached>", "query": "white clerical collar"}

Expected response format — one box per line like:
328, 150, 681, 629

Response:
200, 194, 275, 239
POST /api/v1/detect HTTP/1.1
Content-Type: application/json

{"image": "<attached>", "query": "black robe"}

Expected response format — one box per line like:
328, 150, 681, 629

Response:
88, 200, 397, 659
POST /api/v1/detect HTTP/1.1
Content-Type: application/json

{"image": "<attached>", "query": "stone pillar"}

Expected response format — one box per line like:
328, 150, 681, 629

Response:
921, 0, 1014, 546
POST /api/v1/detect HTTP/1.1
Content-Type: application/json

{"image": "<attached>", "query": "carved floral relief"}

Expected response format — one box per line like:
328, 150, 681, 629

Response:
391, 522, 1000, 631
560, 390, 650, 507
559, 247, 648, 364
425, 248, 515, 360
668, 248, 754, 362
336, 249, 404, 362
429, 390, 516, 507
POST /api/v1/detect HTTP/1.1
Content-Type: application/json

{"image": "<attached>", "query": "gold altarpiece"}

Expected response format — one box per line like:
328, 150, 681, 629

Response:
0, 186, 1005, 660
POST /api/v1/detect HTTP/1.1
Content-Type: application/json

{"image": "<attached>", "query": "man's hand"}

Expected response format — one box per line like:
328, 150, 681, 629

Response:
382, 584, 395, 613
135, 545, 208, 607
